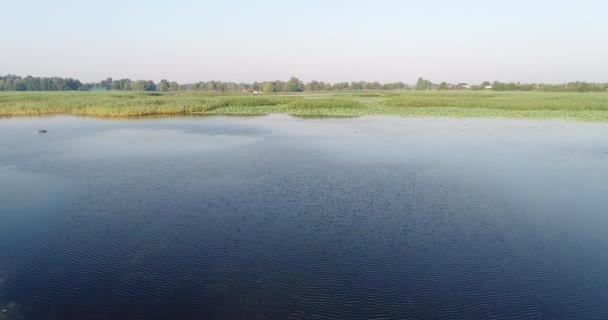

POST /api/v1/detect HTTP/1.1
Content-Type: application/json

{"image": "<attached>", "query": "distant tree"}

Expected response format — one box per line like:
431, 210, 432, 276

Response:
492, 81, 504, 91
284, 77, 303, 92
519, 83, 535, 91
15, 82, 27, 91
262, 82, 274, 94
364, 82, 381, 90
145, 80, 156, 91
415, 77, 433, 91
350, 81, 364, 90
332, 82, 350, 91
123, 79, 132, 91
157, 79, 169, 92
131, 80, 144, 91
272, 80, 284, 92
111, 80, 123, 90
129, 80, 157, 91
575, 82, 592, 92
2, 73, 607, 93
99, 77, 113, 89
204, 82, 212, 91
306, 80, 322, 91
438, 82, 449, 90
382, 82, 406, 90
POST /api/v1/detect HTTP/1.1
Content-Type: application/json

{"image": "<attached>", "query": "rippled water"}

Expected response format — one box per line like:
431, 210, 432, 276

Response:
1, 115, 608, 320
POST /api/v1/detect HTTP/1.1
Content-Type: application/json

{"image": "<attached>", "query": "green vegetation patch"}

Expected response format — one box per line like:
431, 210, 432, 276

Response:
382, 91, 608, 111
207, 96, 300, 111
332, 93, 382, 98
289, 99, 365, 110
0, 91, 211, 117
353, 93, 382, 98
2, 91, 608, 122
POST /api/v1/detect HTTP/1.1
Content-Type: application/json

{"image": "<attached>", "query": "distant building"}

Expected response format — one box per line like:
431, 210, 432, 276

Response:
90, 87, 109, 91
484, 85, 493, 90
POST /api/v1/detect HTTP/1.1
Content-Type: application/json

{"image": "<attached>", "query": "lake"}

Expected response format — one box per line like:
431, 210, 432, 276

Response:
1, 115, 608, 320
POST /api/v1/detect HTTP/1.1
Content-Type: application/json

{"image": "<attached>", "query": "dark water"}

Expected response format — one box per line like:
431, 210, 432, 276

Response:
1, 115, 608, 320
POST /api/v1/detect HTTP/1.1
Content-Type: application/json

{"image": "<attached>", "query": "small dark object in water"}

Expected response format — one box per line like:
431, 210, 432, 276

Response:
38, 129, 47, 134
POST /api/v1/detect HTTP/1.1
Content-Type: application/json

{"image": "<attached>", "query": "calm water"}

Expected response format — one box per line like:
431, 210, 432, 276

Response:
1, 115, 608, 320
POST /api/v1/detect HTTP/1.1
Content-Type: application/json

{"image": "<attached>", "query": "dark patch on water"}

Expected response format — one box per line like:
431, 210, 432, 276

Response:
1, 115, 608, 320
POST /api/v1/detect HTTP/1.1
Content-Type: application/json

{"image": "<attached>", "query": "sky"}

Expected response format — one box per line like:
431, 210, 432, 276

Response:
1, 0, 607, 84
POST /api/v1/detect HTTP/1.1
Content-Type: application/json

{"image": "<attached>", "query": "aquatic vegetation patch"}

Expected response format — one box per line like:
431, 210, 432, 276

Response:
0, 91, 210, 116
354, 93, 382, 98
2, 91, 608, 122
382, 91, 608, 111
206, 96, 300, 111
382, 92, 401, 98
289, 99, 365, 110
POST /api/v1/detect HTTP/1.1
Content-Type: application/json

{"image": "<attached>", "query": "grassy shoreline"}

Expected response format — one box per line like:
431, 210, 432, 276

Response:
1, 91, 608, 122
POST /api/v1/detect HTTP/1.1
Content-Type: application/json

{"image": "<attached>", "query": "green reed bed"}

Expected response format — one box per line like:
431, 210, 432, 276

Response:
333, 93, 382, 98
0, 91, 210, 117
205, 98, 365, 115
382, 91, 608, 111
206, 96, 301, 112
1, 90, 608, 122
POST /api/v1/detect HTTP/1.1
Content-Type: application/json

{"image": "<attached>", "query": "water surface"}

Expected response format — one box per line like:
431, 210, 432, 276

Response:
1, 115, 608, 319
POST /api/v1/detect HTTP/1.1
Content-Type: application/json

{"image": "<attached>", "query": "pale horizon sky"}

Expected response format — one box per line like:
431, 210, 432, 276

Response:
2, 0, 607, 84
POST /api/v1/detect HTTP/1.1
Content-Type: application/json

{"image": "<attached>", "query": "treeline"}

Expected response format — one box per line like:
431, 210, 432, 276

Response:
0, 75, 84, 91
492, 81, 606, 92
416, 77, 608, 93
188, 78, 408, 92
1, 74, 607, 93
0, 75, 408, 92
0, 75, 164, 92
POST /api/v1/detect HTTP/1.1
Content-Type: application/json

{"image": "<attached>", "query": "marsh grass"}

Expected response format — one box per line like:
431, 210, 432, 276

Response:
382, 91, 608, 111
2, 90, 608, 122
289, 99, 365, 109
206, 96, 301, 111
334, 93, 382, 98
203, 98, 366, 116
382, 92, 402, 98
0, 91, 210, 117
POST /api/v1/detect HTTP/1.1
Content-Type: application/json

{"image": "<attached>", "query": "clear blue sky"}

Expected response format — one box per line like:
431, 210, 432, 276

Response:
2, 0, 607, 84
